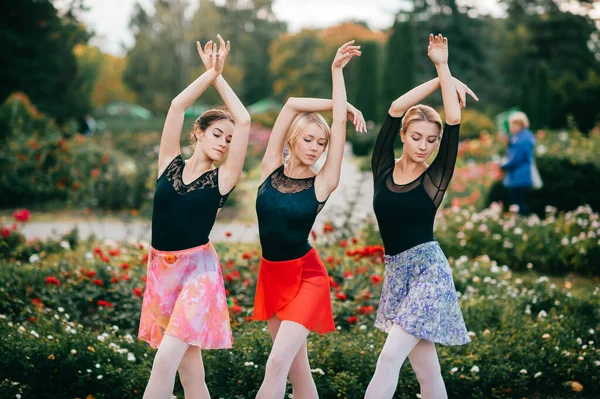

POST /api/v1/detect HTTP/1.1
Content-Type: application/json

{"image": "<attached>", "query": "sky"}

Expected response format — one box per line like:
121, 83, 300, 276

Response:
75, 0, 596, 56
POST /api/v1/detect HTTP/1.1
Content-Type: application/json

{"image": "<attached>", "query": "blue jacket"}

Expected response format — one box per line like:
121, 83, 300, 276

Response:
501, 129, 536, 188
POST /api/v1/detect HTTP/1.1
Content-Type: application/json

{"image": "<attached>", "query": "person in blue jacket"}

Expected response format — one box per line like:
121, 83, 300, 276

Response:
501, 111, 536, 216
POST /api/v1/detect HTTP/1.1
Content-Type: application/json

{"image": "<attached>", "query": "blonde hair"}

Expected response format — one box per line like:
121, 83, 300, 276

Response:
401, 105, 443, 137
285, 112, 331, 161
509, 111, 530, 129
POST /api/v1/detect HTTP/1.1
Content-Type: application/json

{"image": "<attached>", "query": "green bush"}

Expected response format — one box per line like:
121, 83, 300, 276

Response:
1, 236, 599, 398
0, 93, 155, 211
454, 108, 497, 140
435, 204, 600, 276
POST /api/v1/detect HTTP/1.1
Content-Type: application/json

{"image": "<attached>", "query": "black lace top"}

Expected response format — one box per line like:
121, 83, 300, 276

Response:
256, 165, 326, 261
151, 155, 231, 251
372, 113, 460, 256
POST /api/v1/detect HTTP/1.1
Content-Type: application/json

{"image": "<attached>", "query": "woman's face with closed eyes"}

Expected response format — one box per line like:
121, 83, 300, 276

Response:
197, 119, 235, 162
290, 122, 328, 166
400, 120, 440, 164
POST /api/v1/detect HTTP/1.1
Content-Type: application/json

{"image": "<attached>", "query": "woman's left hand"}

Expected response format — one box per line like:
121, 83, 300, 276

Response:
347, 104, 367, 133
452, 77, 479, 108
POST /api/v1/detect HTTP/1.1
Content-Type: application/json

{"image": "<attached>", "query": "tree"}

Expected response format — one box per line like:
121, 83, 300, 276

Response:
521, 62, 552, 130
408, 0, 493, 112
123, 0, 190, 113
0, 0, 92, 122
383, 16, 417, 110
90, 51, 137, 107
269, 30, 331, 100
352, 41, 381, 121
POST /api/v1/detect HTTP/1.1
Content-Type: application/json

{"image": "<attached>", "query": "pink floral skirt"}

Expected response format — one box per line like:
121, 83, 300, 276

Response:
138, 242, 232, 349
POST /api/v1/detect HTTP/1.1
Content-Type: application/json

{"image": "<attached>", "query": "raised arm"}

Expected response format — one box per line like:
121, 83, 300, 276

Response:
158, 68, 219, 178
314, 40, 361, 200
429, 33, 460, 125
260, 96, 365, 181
389, 78, 440, 117
425, 34, 478, 208
198, 36, 252, 194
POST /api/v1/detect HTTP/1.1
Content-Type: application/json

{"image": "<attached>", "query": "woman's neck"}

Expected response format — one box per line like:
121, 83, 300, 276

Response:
396, 155, 426, 175
186, 148, 213, 172
285, 157, 314, 178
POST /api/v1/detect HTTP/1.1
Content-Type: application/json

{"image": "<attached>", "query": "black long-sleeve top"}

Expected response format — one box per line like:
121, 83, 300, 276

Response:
372, 113, 460, 256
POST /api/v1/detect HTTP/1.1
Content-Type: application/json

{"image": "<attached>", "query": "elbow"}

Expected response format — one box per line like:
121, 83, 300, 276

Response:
285, 97, 298, 109
389, 102, 405, 117
170, 99, 185, 112
235, 113, 251, 127
446, 117, 461, 125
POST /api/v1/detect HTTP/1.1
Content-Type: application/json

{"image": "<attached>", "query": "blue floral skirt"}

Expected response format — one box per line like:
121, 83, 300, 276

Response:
374, 241, 470, 346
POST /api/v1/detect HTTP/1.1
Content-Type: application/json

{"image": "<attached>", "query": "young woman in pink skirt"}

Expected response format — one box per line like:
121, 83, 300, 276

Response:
138, 35, 251, 399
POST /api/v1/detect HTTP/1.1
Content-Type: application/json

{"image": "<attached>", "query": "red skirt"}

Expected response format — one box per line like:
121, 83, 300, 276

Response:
252, 248, 335, 334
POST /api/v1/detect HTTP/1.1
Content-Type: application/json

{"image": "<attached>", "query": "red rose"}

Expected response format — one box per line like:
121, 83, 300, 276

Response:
361, 305, 375, 315
230, 305, 242, 315
133, 287, 143, 297
328, 276, 339, 288
121, 274, 131, 281
348, 316, 359, 324
225, 231, 232, 237
342, 271, 354, 279
45, 276, 60, 286
108, 248, 121, 256
322, 223, 334, 234
97, 300, 113, 308
370, 274, 383, 286
86, 270, 96, 278
2, 228, 10, 238
336, 292, 347, 301
31, 298, 44, 309
338, 239, 348, 248
242, 252, 252, 260
93, 279, 103, 286
351, 237, 358, 244
111, 277, 119, 284
91, 169, 100, 179
120, 263, 130, 270
13, 209, 30, 223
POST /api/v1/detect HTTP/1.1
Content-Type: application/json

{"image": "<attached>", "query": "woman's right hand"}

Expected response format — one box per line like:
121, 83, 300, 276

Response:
332, 40, 361, 70
427, 33, 448, 65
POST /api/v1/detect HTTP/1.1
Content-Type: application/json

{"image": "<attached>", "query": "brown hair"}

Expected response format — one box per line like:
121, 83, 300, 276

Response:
401, 105, 443, 138
284, 112, 331, 162
189, 107, 234, 147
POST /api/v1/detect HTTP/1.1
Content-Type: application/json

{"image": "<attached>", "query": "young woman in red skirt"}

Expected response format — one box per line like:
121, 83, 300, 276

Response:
252, 40, 366, 398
